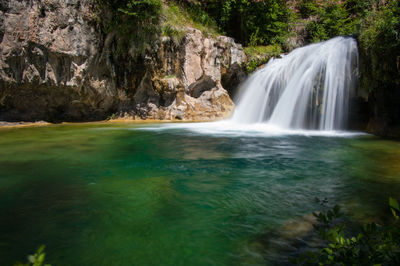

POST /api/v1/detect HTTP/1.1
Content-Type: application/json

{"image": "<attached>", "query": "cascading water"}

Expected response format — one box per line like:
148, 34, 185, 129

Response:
232, 36, 359, 130
142, 36, 363, 137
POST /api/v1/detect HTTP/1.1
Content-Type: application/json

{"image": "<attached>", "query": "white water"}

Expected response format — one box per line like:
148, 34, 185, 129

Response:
138, 121, 365, 138
232, 36, 359, 130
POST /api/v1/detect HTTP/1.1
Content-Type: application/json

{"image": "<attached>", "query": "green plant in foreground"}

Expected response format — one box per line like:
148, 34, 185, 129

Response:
107, 113, 118, 120
291, 197, 400, 265
15, 245, 50, 266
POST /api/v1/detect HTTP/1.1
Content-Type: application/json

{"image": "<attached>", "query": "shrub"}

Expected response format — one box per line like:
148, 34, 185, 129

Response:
304, 0, 356, 43
297, 0, 320, 18
291, 197, 400, 265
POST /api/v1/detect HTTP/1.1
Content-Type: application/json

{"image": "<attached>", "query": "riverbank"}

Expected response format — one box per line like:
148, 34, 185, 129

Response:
0, 121, 51, 128
0, 117, 223, 129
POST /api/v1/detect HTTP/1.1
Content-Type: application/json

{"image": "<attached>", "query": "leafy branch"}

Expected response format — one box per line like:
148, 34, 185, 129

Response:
291, 197, 400, 265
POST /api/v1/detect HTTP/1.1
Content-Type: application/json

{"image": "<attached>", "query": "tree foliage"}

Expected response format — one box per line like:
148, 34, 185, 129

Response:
358, 0, 400, 92
96, 0, 163, 55
190, 0, 292, 46
298, 0, 357, 42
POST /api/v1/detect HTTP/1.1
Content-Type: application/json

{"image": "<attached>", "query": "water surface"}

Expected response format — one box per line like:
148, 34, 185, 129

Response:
0, 122, 399, 265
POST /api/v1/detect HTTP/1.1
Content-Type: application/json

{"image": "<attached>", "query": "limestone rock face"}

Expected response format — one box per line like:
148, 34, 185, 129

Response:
0, 0, 247, 122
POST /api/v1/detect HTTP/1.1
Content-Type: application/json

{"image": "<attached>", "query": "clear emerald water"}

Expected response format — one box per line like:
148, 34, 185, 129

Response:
0, 122, 399, 265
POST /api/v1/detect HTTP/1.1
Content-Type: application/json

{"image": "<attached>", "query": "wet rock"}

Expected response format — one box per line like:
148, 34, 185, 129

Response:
367, 86, 400, 137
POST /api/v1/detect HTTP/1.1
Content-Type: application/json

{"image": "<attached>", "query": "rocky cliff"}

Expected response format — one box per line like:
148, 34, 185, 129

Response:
0, 0, 246, 122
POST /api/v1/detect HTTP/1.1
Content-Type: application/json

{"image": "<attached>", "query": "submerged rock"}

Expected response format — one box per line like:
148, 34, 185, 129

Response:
240, 214, 323, 265
0, 0, 246, 122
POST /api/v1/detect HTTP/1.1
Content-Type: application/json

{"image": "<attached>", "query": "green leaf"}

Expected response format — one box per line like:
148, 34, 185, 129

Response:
324, 248, 333, 254
389, 197, 399, 211
391, 208, 399, 220
37, 253, 45, 263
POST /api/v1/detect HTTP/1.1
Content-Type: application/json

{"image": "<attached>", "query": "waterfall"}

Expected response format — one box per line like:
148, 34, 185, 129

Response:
232, 36, 359, 130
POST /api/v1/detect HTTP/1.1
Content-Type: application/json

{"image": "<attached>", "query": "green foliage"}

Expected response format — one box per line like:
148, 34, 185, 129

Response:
107, 113, 118, 120
201, 0, 292, 46
249, 28, 265, 48
390, 197, 400, 220
344, 0, 381, 16
358, 0, 400, 92
162, 1, 220, 37
15, 246, 50, 266
162, 25, 185, 46
297, 0, 320, 18
291, 198, 400, 265
96, 0, 162, 56
305, 21, 328, 43
244, 44, 282, 73
301, 0, 356, 43
185, 2, 219, 32
114, 0, 162, 20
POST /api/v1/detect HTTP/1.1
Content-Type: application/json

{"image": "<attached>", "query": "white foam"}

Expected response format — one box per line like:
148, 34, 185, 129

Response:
232, 36, 359, 130
137, 121, 367, 138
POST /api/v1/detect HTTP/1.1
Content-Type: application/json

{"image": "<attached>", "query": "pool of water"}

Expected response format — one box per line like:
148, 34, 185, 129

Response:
0, 122, 399, 265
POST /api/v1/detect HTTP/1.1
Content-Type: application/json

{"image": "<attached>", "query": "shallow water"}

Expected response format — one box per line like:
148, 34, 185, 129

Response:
0, 122, 399, 265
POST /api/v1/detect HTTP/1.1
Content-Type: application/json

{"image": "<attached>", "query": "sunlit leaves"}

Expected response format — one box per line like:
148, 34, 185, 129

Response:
14, 245, 50, 266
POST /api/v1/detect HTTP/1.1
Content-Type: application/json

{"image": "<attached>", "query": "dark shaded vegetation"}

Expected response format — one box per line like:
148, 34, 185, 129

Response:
356, 0, 400, 136
300, 0, 357, 42
292, 197, 400, 265
358, 0, 400, 93
175, 0, 292, 46
96, 0, 163, 55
